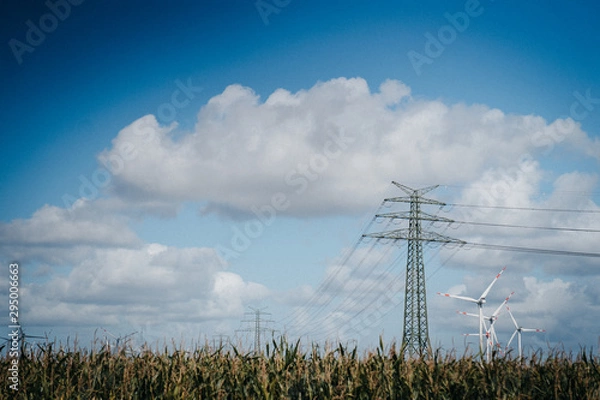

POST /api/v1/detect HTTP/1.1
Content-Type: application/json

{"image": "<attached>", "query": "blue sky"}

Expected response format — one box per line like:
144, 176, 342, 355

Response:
1, 0, 600, 354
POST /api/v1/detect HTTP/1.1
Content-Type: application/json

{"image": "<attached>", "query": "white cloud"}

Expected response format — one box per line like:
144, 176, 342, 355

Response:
18, 243, 268, 330
99, 77, 599, 218
211, 271, 270, 315
500, 276, 599, 349
446, 284, 467, 295
0, 197, 268, 340
0, 201, 139, 248
0, 199, 142, 265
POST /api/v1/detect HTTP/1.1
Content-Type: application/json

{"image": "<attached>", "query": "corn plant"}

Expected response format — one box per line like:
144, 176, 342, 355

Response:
0, 338, 598, 399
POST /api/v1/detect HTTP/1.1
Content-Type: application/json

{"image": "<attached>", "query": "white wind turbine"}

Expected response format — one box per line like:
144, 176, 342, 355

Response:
505, 306, 545, 359
457, 291, 514, 362
101, 328, 138, 354
438, 266, 506, 355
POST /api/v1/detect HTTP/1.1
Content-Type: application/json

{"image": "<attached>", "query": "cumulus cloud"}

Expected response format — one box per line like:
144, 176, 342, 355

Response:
0, 200, 139, 248
99, 77, 598, 218
0, 198, 268, 341
0, 199, 141, 266
20, 243, 268, 329
437, 167, 600, 274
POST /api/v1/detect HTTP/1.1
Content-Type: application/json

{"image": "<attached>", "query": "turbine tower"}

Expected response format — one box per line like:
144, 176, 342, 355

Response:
506, 306, 545, 359
363, 182, 464, 357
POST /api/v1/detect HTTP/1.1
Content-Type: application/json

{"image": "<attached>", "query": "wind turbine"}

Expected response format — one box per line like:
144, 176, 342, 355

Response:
101, 328, 137, 353
505, 306, 545, 359
438, 266, 506, 355
457, 291, 513, 361
3, 326, 46, 355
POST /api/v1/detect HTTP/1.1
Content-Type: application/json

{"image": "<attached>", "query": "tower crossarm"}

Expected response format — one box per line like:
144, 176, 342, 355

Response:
392, 181, 439, 197
363, 229, 466, 244
375, 211, 455, 223
384, 196, 446, 206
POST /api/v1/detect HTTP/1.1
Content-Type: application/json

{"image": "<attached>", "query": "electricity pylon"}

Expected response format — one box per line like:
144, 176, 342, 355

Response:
363, 182, 464, 357
236, 307, 275, 354
212, 333, 230, 349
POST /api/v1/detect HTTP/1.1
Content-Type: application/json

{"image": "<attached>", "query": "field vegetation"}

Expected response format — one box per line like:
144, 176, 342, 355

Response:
1, 338, 599, 399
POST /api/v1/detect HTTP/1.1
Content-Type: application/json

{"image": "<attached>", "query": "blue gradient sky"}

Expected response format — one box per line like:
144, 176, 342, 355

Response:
3, 0, 599, 218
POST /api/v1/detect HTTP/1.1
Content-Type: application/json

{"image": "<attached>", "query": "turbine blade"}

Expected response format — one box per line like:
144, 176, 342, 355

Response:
506, 306, 519, 329
480, 319, 491, 332
101, 327, 118, 339
480, 266, 506, 300
492, 292, 514, 318
456, 311, 480, 318
506, 330, 518, 349
437, 293, 478, 303
490, 325, 500, 346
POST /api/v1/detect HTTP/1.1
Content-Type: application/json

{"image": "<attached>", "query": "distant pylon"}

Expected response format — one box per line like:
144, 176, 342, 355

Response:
236, 307, 275, 353
212, 333, 230, 349
363, 182, 464, 357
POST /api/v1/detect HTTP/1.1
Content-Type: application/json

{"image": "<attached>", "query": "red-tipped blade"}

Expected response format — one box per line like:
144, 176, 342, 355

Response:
437, 292, 478, 303
480, 266, 506, 300
491, 291, 514, 318
456, 310, 479, 318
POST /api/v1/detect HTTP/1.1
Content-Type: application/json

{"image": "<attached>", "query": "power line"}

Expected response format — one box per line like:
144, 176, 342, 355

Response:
278, 234, 369, 329
312, 244, 454, 344
312, 266, 404, 343
285, 236, 398, 338
307, 244, 406, 339
445, 203, 600, 214
279, 201, 390, 329
462, 242, 600, 258
452, 220, 600, 234
421, 183, 600, 197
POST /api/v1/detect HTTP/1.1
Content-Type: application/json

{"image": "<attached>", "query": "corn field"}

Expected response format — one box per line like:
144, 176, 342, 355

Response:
1, 338, 599, 399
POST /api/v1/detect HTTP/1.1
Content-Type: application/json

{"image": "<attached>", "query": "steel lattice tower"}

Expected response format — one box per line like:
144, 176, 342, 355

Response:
363, 182, 464, 357
236, 307, 274, 354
